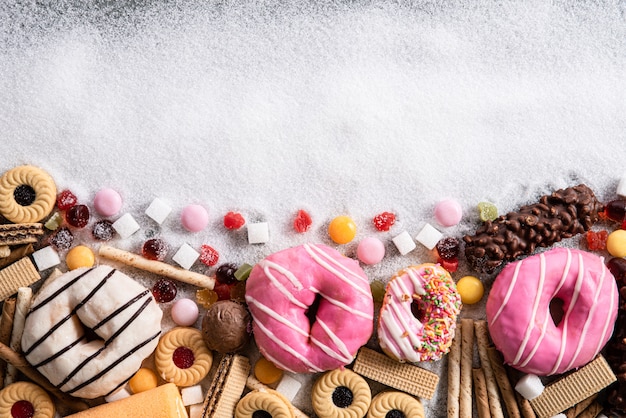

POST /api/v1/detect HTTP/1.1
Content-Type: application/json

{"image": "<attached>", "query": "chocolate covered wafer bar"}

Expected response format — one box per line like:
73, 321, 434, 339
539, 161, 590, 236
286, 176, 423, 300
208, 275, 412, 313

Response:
352, 347, 439, 399
0, 223, 43, 246
464, 184, 602, 273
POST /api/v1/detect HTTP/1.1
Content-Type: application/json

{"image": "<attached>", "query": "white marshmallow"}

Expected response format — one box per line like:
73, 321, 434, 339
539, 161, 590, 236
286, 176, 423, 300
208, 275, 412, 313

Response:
392, 230, 416, 255
275, 372, 302, 402
415, 223, 443, 250
248, 222, 269, 244
145, 197, 172, 224
181, 385, 204, 406
32, 246, 61, 271
173, 243, 199, 270
514, 373, 545, 400
112, 213, 141, 239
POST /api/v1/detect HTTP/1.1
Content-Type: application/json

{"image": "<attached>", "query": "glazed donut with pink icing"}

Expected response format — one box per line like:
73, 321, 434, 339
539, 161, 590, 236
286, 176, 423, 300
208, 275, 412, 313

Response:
245, 243, 374, 373
487, 247, 618, 376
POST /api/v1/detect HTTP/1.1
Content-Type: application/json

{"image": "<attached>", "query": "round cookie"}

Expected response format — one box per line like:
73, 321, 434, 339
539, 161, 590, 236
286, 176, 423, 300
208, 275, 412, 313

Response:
312, 369, 371, 418
0, 381, 55, 418
0, 165, 56, 223
235, 389, 295, 418
202, 300, 251, 354
155, 327, 213, 387
367, 391, 424, 418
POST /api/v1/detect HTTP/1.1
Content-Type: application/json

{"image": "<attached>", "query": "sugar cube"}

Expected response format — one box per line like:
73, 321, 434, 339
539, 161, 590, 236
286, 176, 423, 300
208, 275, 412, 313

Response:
514, 373, 544, 400
275, 372, 302, 402
415, 223, 443, 250
112, 213, 140, 239
32, 246, 61, 271
145, 197, 172, 224
181, 385, 204, 406
392, 230, 416, 255
173, 243, 199, 270
248, 222, 269, 244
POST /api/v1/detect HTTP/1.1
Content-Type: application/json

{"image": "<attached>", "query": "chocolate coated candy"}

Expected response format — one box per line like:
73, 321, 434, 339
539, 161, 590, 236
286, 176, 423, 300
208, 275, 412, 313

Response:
201, 300, 251, 354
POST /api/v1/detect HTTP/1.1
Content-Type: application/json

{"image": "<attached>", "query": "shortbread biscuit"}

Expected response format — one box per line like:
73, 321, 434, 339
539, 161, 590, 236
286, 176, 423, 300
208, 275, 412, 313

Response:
312, 369, 371, 418
367, 391, 424, 418
236, 389, 294, 418
0, 165, 56, 223
0, 257, 40, 301
0, 381, 55, 418
155, 327, 213, 387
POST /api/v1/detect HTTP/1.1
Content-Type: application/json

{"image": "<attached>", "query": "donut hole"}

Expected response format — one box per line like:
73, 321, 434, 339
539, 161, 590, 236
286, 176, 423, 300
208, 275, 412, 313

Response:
332, 386, 354, 408
385, 410, 406, 418
410, 300, 426, 323
306, 293, 323, 329
549, 297, 565, 326
13, 185, 36, 207
252, 411, 272, 418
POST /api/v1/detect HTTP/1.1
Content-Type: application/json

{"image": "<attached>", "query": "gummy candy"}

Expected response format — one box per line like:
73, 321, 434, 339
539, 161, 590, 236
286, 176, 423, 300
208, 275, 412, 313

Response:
294, 209, 312, 233
56, 189, 78, 211
66, 204, 90, 228
477, 202, 498, 222
224, 211, 245, 230
142, 238, 168, 261
152, 279, 177, 303
199, 245, 219, 267
373, 212, 396, 232
585, 230, 608, 251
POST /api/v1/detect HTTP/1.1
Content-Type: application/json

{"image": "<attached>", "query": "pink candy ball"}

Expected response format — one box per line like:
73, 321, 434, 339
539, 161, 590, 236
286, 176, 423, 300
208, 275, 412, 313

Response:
93, 188, 122, 217
357, 237, 385, 265
181, 204, 209, 232
171, 298, 199, 326
434, 199, 463, 227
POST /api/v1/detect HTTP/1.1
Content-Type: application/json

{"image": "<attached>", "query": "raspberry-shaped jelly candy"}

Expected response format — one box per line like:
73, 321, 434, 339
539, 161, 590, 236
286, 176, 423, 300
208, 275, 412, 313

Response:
49, 227, 74, 250
294, 209, 313, 233
436, 237, 461, 261
215, 263, 237, 285
152, 279, 177, 303
56, 189, 78, 211
223, 211, 245, 230
173, 346, 195, 369
142, 238, 168, 261
199, 245, 219, 267
586, 230, 608, 251
66, 204, 90, 228
373, 212, 396, 232
92, 220, 115, 241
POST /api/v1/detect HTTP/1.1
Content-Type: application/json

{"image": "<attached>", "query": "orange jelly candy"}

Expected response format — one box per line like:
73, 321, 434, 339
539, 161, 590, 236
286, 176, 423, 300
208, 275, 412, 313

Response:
254, 357, 283, 385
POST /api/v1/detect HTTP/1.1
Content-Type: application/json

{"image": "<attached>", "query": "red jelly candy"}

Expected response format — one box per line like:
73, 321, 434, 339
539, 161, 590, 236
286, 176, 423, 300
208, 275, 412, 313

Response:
373, 212, 396, 232
586, 230, 608, 251
293, 209, 313, 233
223, 212, 245, 230
438, 257, 459, 273
214, 282, 233, 301
56, 189, 78, 211
152, 279, 177, 303
605, 200, 626, 222
66, 204, 90, 228
142, 238, 168, 261
172, 346, 195, 369
216, 263, 237, 285
11, 400, 34, 418
199, 245, 219, 267
436, 237, 461, 261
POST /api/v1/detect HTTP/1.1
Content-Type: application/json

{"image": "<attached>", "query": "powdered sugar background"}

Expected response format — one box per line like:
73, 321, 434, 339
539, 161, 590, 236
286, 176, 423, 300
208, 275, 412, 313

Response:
1, 1, 626, 416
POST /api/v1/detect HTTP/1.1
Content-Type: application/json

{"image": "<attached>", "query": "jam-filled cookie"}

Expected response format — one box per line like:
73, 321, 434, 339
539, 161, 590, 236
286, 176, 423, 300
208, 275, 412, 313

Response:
155, 327, 213, 387
311, 369, 371, 418
0, 381, 55, 418
0, 165, 56, 223
235, 389, 294, 418
367, 391, 424, 418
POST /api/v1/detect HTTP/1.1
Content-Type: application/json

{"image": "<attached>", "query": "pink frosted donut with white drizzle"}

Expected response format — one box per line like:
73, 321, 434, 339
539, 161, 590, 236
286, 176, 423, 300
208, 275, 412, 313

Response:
245, 244, 374, 373
487, 247, 618, 376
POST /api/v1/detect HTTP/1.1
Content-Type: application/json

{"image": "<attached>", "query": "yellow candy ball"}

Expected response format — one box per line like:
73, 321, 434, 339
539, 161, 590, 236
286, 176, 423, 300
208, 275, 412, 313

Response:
254, 357, 283, 385
328, 215, 357, 244
456, 276, 484, 305
128, 367, 158, 394
607, 230, 626, 258
65, 245, 95, 270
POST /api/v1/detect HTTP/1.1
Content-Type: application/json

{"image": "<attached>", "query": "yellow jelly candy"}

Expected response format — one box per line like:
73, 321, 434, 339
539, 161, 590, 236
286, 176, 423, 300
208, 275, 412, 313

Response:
328, 215, 357, 244
456, 276, 484, 305
65, 245, 95, 270
607, 229, 626, 258
196, 288, 219, 309
254, 357, 283, 385
128, 367, 158, 394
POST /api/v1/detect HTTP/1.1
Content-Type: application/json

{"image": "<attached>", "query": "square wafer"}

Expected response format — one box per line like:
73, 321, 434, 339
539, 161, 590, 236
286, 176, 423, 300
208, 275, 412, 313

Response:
529, 355, 616, 418
201, 354, 251, 418
0, 257, 40, 300
352, 347, 439, 399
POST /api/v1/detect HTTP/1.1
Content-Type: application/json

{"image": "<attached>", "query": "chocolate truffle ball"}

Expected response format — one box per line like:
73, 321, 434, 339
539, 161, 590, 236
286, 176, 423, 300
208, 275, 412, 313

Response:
201, 300, 251, 353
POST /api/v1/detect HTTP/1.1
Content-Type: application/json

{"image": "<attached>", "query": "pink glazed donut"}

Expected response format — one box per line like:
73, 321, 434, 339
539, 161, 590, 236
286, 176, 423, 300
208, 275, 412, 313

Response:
487, 247, 618, 376
245, 244, 374, 373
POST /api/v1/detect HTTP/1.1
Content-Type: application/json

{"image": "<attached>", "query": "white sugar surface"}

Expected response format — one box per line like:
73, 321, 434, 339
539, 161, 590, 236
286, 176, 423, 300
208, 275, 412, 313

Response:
1, 1, 626, 417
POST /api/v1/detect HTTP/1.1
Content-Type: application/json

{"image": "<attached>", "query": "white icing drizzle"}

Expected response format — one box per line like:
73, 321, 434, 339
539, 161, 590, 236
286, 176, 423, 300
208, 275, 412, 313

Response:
309, 287, 373, 320
245, 296, 309, 338
490, 260, 524, 326
380, 309, 421, 363
259, 261, 308, 310
260, 259, 303, 290
305, 244, 369, 284
310, 318, 353, 363
406, 268, 426, 295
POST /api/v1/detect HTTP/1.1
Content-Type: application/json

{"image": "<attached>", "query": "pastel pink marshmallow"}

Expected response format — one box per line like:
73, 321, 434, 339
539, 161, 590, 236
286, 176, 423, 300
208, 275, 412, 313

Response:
181, 204, 209, 232
93, 188, 122, 217
434, 199, 462, 227
171, 298, 199, 326
357, 237, 385, 265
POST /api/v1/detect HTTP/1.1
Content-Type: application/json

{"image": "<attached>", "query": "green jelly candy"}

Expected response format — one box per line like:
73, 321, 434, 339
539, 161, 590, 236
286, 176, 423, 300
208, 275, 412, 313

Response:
478, 202, 498, 222
234, 263, 253, 281
370, 280, 386, 303
44, 212, 63, 230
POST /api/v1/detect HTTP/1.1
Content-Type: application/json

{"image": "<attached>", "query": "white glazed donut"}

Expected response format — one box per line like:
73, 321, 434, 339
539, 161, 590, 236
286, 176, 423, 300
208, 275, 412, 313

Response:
21, 265, 163, 399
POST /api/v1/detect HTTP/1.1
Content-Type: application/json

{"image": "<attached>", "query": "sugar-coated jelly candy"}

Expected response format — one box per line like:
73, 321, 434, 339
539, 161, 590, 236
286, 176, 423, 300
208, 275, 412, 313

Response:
65, 245, 95, 270
223, 211, 245, 230
214, 283, 233, 301
585, 230, 608, 251
44, 212, 63, 230
328, 215, 357, 244
216, 263, 237, 285
56, 189, 78, 211
436, 237, 460, 261
456, 276, 484, 305
438, 257, 459, 273
606, 200, 626, 222
128, 368, 158, 394
607, 229, 626, 258
66, 204, 90, 228
199, 244, 220, 267
230, 281, 246, 302
478, 202, 498, 222
373, 212, 396, 232
152, 279, 177, 303
142, 238, 168, 261
196, 288, 218, 308
254, 357, 283, 385
294, 209, 313, 233
234, 263, 253, 281
49, 227, 74, 250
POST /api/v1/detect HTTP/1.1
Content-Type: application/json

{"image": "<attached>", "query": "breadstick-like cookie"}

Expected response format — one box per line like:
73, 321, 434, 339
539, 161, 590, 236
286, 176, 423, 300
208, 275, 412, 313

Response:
5, 287, 31, 386
488, 346, 521, 418
474, 320, 505, 418
460, 319, 474, 418
564, 394, 597, 418
447, 323, 461, 418
0, 298, 15, 388
474, 368, 491, 418
576, 401, 602, 418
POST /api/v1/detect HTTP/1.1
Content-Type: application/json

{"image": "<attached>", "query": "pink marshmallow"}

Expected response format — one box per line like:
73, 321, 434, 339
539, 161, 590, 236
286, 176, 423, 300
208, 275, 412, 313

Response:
93, 188, 122, 217
171, 298, 199, 326
181, 204, 209, 232
434, 199, 463, 227
357, 237, 385, 265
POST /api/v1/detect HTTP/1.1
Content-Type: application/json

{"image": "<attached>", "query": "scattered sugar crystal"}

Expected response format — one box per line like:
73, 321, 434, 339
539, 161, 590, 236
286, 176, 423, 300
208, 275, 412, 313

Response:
617, 176, 626, 198
247, 222, 269, 244
275, 372, 302, 402
181, 385, 204, 406
514, 374, 544, 400
104, 386, 131, 403
145, 198, 172, 224
392, 231, 416, 255
32, 246, 61, 271
112, 213, 141, 239
173, 243, 200, 270
415, 223, 443, 251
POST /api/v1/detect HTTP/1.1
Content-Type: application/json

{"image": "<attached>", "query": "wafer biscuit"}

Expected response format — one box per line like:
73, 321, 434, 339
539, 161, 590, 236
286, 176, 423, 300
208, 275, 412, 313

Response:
352, 347, 439, 399
0, 257, 40, 301
529, 356, 615, 418
201, 354, 251, 418
0, 244, 34, 270
0, 223, 44, 246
